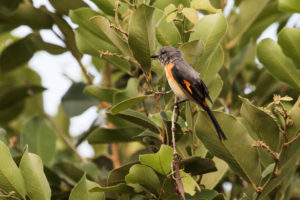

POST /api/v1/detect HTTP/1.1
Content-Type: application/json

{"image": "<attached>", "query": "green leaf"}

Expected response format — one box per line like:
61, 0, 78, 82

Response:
107, 162, 139, 186
205, 74, 223, 103
91, 16, 132, 57
113, 78, 139, 104
139, 144, 173, 175
0, 141, 26, 198
90, 183, 134, 193
125, 164, 160, 195
261, 163, 275, 178
154, 10, 181, 47
0, 33, 38, 72
49, 0, 88, 15
69, 174, 105, 200
90, 0, 115, 15
189, 14, 227, 75
0, 85, 45, 123
227, 0, 269, 48
201, 157, 228, 189
152, 0, 190, 10
69, 8, 108, 42
195, 111, 261, 186
191, 0, 221, 13
278, 28, 300, 69
180, 171, 200, 196
2, 4, 53, 30
279, 0, 300, 13
62, 82, 98, 117
180, 156, 217, 176
182, 8, 199, 24
21, 116, 56, 167
113, 109, 161, 133
128, 4, 155, 73
110, 96, 148, 114
240, 97, 280, 151
88, 127, 143, 144
84, 85, 119, 103
19, 148, 51, 200
54, 162, 96, 184
257, 38, 300, 89
179, 40, 204, 69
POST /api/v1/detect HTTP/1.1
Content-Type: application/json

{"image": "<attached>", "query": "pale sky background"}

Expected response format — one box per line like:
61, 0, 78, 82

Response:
11, 0, 300, 159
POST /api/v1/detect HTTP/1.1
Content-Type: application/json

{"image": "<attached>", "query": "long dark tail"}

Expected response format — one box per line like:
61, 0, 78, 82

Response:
200, 101, 227, 141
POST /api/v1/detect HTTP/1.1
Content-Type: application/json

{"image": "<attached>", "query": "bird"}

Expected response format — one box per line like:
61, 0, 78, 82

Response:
151, 46, 227, 141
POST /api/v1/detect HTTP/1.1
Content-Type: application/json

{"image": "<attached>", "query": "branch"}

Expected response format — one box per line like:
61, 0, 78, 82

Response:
171, 97, 186, 200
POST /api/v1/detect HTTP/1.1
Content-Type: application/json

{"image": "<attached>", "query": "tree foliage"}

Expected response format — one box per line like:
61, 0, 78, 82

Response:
0, 0, 300, 199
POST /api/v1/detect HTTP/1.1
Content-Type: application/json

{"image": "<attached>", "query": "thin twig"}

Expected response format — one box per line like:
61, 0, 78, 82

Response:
171, 97, 186, 200
74, 57, 93, 85
114, 0, 128, 40
25, 85, 86, 163
284, 130, 300, 147
110, 24, 128, 38
252, 141, 279, 161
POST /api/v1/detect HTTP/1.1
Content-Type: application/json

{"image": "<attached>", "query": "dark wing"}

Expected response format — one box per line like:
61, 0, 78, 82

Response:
171, 63, 213, 104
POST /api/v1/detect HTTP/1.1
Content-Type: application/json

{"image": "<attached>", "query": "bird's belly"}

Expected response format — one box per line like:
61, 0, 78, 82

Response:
167, 78, 189, 100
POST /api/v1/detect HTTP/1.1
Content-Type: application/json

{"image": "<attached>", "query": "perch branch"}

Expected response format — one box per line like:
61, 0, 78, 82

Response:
252, 141, 278, 161
114, 0, 128, 40
171, 97, 186, 200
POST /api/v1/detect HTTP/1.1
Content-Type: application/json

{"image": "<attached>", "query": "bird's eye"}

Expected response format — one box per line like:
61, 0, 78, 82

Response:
161, 51, 166, 55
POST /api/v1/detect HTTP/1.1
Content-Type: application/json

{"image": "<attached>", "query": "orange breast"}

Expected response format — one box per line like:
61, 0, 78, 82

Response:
165, 62, 175, 80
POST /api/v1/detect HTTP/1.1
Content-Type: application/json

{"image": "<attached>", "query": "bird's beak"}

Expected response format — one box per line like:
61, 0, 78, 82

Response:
150, 54, 159, 58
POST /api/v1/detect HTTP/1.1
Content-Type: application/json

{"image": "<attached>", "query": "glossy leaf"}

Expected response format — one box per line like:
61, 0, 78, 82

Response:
19, 148, 51, 200
88, 127, 143, 144
179, 40, 204, 69
128, 4, 155, 73
182, 8, 199, 24
91, 16, 132, 56
278, 28, 300, 69
107, 162, 138, 186
90, 0, 115, 15
125, 164, 160, 195
180, 156, 217, 176
0, 85, 45, 123
205, 74, 223, 103
227, 0, 269, 48
191, 0, 221, 13
154, 10, 181, 47
278, 0, 300, 13
113, 109, 160, 133
2, 4, 53, 30
195, 111, 261, 186
90, 183, 134, 193
201, 157, 228, 189
84, 85, 119, 103
189, 14, 227, 76
139, 145, 173, 175
180, 171, 200, 196
0, 141, 26, 198
69, 174, 105, 200
110, 96, 148, 114
0, 33, 38, 72
61, 82, 98, 117
257, 38, 300, 89
49, 0, 88, 15
240, 97, 280, 151
21, 116, 56, 167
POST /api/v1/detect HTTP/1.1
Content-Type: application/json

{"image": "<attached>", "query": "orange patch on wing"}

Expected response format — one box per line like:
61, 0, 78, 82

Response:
165, 62, 175, 80
202, 100, 207, 107
183, 80, 193, 94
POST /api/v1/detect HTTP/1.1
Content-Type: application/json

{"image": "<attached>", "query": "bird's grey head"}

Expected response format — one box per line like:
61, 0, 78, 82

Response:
151, 46, 183, 65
